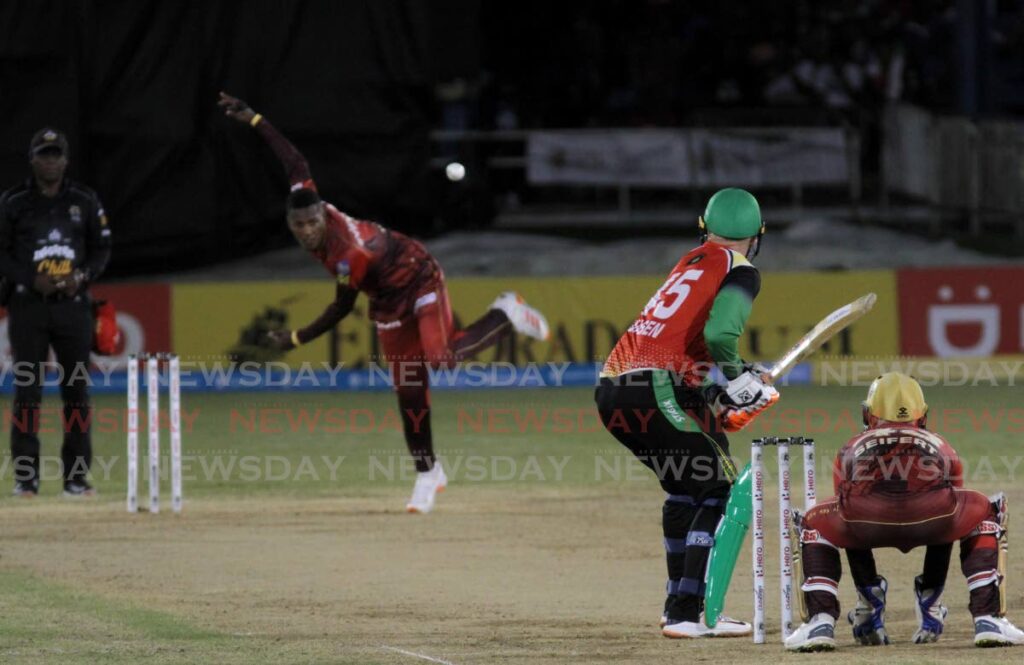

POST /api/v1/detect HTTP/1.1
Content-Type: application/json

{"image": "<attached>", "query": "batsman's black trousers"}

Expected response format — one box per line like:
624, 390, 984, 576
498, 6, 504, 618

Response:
7, 291, 93, 484
596, 370, 734, 621
594, 371, 732, 500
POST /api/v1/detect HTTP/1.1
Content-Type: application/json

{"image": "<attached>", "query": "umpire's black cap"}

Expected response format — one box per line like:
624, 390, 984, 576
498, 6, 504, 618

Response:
30, 128, 69, 157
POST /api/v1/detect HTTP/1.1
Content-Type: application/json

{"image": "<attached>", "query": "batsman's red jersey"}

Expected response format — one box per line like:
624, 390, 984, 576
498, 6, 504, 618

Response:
602, 242, 751, 385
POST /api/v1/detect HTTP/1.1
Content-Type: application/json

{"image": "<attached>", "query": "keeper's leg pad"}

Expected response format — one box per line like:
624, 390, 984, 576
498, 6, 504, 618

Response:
802, 534, 841, 620
961, 527, 1001, 617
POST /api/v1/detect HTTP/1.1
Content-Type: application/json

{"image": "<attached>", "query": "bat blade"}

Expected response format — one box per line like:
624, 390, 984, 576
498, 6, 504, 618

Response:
767, 292, 877, 384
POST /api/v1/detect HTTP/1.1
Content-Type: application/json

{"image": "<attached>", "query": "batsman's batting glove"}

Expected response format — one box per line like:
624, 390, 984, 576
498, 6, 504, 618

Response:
743, 361, 772, 378
711, 369, 780, 432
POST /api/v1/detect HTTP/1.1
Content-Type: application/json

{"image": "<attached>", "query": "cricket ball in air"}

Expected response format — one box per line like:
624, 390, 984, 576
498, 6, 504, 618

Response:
445, 162, 466, 182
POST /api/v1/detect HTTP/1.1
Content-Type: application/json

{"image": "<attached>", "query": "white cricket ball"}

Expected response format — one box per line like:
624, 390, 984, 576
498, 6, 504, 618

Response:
445, 162, 466, 182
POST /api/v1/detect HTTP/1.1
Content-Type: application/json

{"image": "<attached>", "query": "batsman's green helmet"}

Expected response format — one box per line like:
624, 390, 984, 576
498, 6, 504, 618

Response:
699, 188, 763, 240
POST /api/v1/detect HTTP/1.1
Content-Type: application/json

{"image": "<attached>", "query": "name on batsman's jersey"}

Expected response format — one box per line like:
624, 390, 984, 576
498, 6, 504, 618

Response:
313, 203, 440, 322
602, 242, 752, 384
834, 426, 963, 499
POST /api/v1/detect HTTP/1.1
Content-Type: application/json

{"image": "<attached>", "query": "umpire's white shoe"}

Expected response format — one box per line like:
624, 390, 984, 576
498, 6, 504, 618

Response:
974, 615, 1024, 647
490, 292, 550, 341
406, 463, 447, 514
785, 613, 837, 652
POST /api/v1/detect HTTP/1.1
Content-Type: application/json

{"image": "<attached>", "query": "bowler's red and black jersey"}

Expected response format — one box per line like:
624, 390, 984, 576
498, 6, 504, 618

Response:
313, 204, 440, 322
254, 118, 442, 322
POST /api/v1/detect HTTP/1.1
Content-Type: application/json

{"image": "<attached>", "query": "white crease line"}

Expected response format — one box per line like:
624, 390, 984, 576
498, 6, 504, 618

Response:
380, 645, 457, 665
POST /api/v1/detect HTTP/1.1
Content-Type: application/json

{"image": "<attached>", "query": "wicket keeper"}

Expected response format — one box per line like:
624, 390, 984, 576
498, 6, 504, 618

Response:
219, 92, 549, 514
787, 373, 1023, 651
595, 188, 779, 638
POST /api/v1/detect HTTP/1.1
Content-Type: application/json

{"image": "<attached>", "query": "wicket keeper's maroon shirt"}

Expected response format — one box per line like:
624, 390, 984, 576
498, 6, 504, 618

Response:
802, 423, 990, 551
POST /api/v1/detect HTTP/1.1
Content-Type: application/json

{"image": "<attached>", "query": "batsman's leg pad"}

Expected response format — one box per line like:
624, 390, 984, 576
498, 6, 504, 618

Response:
677, 499, 724, 622
703, 462, 752, 627
663, 495, 698, 623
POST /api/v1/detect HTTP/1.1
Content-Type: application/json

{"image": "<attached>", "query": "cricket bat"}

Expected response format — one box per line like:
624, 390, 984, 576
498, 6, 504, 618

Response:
767, 292, 877, 383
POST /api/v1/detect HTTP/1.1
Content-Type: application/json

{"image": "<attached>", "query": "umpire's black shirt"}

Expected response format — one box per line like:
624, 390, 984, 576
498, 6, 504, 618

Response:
0, 178, 112, 297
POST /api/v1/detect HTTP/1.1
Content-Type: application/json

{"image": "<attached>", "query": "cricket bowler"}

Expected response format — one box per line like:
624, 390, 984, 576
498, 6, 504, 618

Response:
219, 92, 549, 514
787, 373, 1023, 651
595, 187, 779, 638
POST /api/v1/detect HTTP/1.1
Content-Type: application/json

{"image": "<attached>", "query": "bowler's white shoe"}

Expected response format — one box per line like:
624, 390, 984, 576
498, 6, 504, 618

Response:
406, 463, 447, 514
974, 615, 1024, 647
785, 613, 837, 652
490, 292, 550, 341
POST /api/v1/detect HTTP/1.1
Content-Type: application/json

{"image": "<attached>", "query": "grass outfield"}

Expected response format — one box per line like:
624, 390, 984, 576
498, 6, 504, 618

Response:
0, 384, 1021, 663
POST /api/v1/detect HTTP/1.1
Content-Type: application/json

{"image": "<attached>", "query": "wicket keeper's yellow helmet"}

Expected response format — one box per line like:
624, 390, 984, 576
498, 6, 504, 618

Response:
863, 372, 928, 424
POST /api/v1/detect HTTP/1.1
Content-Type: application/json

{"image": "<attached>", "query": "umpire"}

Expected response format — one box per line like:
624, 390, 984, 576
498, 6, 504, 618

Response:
0, 128, 111, 497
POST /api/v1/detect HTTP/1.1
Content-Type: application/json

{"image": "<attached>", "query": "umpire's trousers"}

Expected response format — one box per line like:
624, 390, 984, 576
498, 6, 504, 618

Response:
8, 290, 93, 483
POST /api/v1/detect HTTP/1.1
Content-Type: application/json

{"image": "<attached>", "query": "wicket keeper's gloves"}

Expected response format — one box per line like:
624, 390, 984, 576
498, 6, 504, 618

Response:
710, 368, 780, 432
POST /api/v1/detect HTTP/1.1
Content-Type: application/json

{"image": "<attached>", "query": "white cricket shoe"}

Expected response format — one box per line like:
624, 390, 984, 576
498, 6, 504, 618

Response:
701, 612, 752, 637
662, 614, 751, 639
785, 613, 837, 652
406, 463, 447, 514
662, 619, 712, 639
490, 292, 550, 341
974, 615, 1024, 647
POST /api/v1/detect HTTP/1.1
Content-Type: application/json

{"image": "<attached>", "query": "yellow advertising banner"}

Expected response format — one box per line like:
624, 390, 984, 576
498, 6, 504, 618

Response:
173, 281, 339, 364
172, 270, 899, 366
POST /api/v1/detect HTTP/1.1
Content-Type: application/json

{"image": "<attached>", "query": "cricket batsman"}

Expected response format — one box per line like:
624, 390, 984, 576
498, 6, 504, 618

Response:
786, 373, 1023, 651
219, 92, 549, 514
595, 187, 779, 638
